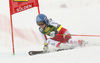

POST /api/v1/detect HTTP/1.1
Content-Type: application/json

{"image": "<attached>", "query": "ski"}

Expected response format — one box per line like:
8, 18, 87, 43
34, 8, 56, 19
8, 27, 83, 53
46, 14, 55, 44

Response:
28, 51, 44, 56
28, 49, 70, 56
28, 44, 75, 56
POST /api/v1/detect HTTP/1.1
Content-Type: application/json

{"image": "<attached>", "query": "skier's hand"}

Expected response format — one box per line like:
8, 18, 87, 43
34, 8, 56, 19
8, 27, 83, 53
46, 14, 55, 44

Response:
43, 42, 48, 52
50, 31, 55, 38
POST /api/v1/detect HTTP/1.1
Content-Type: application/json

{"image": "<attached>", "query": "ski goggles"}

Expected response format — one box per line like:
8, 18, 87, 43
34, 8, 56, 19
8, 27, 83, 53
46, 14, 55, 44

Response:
37, 21, 45, 26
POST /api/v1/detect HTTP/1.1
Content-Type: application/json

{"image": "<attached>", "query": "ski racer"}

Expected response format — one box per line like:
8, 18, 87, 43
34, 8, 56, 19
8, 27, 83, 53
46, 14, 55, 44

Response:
36, 14, 86, 52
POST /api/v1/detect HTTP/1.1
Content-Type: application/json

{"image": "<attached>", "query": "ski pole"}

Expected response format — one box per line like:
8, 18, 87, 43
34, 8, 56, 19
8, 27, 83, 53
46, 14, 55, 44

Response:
56, 34, 100, 37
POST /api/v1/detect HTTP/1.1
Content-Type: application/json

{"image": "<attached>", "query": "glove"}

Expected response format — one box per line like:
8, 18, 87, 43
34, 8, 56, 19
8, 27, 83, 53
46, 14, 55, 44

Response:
50, 31, 55, 38
43, 42, 48, 52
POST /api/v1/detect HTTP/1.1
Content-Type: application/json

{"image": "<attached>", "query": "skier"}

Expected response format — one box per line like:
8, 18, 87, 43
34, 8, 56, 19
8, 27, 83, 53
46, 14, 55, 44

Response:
36, 14, 86, 52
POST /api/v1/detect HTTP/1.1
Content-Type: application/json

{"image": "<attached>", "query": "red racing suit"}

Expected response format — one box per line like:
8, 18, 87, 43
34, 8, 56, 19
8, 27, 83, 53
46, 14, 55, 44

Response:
39, 19, 71, 44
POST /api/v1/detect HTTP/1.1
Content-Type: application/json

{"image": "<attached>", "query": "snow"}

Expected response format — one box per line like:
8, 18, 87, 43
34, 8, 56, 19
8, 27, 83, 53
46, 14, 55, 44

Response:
0, 0, 100, 63
1, 46, 100, 63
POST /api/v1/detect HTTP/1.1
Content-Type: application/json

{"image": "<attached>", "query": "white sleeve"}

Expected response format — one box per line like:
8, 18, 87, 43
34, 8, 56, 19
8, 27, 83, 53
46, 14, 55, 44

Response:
39, 31, 47, 42
49, 19, 60, 27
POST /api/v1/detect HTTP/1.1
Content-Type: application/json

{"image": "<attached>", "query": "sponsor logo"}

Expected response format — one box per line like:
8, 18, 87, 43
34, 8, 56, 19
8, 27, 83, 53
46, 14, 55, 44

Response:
15, 3, 34, 13
45, 27, 50, 32
14, 0, 28, 2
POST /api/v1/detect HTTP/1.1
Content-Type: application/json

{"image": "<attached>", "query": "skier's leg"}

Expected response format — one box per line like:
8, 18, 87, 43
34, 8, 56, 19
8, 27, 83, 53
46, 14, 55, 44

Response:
63, 29, 88, 47
68, 39, 88, 47
47, 39, 74, 50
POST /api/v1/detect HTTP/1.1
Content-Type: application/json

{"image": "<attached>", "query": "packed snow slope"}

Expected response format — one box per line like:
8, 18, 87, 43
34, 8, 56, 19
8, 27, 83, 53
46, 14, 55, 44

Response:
0, 0, 100, 63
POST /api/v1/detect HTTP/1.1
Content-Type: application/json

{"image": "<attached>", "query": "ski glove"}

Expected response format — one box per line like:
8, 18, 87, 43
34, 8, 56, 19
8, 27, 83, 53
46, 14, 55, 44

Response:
50, 31, 55, 38
43, 42, 48, 52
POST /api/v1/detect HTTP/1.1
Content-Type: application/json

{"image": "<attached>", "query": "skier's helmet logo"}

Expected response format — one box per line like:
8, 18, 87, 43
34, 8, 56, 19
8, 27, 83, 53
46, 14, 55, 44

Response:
36, 16, 42, 22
